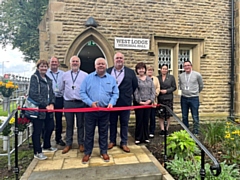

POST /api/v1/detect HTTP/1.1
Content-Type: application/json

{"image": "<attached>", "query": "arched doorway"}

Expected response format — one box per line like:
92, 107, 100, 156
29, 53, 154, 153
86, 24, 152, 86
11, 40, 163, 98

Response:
64, 27, 114, 71
78, 40, 105, 74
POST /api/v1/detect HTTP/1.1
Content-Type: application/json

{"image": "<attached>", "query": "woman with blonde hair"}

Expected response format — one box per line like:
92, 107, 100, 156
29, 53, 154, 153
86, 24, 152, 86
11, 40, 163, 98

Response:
146, 65, 160, 138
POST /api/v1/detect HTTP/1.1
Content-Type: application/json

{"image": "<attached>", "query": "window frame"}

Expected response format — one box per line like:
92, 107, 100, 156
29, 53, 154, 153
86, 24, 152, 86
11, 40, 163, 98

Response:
152, 36, 205, 99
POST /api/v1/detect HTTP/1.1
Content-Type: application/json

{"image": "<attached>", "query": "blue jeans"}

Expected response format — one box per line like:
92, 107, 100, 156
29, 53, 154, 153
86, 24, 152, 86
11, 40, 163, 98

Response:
84, 111, 110, 155
149, 108, 156, 134
109, 110, 130, 146
181, 96, 200, 134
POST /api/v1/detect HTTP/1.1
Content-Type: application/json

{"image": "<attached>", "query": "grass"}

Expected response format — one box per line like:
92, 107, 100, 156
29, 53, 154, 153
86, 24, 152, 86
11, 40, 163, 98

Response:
0, 141, 33, 180
0, 102, 18, 117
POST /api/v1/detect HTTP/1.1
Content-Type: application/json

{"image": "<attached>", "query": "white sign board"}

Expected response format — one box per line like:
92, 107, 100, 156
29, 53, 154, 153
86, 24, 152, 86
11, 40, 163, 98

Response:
115, 37, 150, 50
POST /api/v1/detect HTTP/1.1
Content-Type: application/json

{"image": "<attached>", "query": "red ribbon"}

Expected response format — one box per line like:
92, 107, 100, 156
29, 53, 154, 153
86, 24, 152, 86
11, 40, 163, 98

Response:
18, 104, 157, 113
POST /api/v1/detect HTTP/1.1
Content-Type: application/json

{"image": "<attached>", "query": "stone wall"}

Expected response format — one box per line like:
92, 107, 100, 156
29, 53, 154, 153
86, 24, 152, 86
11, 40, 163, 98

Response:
39, 0, 233, 119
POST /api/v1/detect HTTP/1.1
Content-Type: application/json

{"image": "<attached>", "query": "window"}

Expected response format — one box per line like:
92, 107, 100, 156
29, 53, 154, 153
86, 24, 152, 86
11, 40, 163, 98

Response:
158, 48, 192, 75
153, 36, 204, 96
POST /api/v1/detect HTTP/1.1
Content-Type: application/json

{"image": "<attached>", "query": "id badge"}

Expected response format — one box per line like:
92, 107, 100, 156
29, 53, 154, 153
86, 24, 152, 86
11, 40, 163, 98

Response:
55, 85, 59, 92
185, 86, 189, 90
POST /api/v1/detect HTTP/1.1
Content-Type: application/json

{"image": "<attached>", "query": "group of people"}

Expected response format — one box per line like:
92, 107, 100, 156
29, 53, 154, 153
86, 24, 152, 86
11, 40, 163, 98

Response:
27, 51, 203, 164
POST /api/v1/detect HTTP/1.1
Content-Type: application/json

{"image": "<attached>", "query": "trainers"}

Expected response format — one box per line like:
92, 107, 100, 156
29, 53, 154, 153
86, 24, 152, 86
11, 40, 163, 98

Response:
145, 139, 150, 143
149, 134, 154, 138
42, 147, 58, 152
34, 153, 47, 160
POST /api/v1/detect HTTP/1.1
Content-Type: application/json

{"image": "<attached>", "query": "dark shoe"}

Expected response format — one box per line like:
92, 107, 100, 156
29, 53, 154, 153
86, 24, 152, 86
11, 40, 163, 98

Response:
56, 139, 66, 146
120, 145, 130, 153
108, 142, 116, 150
62, 145, 72, 154
159, 130, 165, 136
79, 144, 84, 152
101, 154, 110, 162
82, 154, 91, 164
149, 134, 154, 138
135, 140, 140, 145
160, 130, 168, 136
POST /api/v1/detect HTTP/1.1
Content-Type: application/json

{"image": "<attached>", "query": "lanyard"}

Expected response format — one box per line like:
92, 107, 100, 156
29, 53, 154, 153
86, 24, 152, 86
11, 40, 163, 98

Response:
71, 71, 79, 85
114, 69, 123, 80
50, 71, 59, 83
185, 71, 192, 86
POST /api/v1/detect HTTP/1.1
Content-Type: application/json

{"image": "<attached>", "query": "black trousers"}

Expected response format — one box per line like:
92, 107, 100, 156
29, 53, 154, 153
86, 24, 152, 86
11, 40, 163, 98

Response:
54, 97, 64, 142
32, 113, 54, 154
134, 103, 151, 142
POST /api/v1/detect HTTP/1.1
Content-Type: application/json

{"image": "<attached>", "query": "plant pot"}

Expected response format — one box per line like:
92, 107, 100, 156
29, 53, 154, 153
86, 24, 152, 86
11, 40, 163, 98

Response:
3, 96, 10, 111
3, 135, 9, 151
18, 131, 23, 145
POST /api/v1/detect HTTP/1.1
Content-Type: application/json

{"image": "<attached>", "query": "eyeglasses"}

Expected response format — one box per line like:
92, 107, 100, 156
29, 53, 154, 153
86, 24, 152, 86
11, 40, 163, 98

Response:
184, 65, 191, 67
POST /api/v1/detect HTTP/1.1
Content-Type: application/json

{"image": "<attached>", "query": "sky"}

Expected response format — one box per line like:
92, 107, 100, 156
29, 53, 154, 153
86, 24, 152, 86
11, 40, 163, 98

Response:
0, 46, 35, 78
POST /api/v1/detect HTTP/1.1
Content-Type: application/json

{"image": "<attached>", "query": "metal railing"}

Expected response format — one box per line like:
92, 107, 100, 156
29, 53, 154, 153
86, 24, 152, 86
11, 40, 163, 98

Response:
0, 110, 32, 171
160, 104, 221, 180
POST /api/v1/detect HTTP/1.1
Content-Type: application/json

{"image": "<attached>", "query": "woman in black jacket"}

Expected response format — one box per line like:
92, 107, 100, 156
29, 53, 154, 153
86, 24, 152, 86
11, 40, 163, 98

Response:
29, 59, 56, 160
157, 64, 176, 136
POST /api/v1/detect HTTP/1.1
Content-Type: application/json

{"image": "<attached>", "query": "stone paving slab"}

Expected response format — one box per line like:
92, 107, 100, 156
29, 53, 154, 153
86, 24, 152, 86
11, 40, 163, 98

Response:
20, 127, 175, 180
27, 162, 161, 180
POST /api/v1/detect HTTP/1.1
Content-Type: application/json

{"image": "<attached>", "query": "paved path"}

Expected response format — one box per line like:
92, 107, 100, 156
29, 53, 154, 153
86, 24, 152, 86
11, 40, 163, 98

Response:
20, 128, 173, 180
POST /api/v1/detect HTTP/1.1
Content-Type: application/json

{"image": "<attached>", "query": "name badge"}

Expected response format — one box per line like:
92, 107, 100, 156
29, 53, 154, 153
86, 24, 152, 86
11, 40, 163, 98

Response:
54, 85, 59, 92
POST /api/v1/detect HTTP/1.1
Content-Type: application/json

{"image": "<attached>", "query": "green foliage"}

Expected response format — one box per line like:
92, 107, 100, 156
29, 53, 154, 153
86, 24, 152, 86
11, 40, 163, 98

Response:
0, 0, 49, 61
223, 122, 240, 165
201, 120, 225, 147
166, 130, 199, 159
167, 157, 239, 180
1, 123, 11, 136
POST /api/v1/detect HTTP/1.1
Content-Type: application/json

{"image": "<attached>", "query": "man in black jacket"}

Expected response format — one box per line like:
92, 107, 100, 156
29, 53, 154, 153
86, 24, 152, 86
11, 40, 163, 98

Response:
107, 52, 138, 153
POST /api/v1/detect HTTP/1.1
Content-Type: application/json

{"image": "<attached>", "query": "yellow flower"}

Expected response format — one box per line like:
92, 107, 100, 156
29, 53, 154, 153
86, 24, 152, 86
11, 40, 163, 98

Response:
15, 85, 18, 89
225, 132, 231, 139
5, 83, 11, 88
9, 117, 15, 124
0, 81, 3, 86
235, 119, 240, 122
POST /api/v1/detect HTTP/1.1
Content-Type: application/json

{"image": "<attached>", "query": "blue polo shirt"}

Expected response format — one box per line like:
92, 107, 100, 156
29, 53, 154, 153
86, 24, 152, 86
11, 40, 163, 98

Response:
80, 71, 119, 107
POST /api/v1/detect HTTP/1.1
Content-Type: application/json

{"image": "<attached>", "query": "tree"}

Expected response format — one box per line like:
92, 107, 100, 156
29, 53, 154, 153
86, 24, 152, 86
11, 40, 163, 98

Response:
0, 0, 49, 62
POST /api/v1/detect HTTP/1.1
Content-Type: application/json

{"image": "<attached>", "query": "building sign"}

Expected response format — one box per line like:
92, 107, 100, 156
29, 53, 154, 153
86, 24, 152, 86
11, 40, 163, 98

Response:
115, 37, 150, 50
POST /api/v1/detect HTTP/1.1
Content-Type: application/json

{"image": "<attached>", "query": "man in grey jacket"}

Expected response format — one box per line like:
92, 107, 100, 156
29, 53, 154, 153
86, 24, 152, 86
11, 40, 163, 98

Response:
179, 60, 203, 135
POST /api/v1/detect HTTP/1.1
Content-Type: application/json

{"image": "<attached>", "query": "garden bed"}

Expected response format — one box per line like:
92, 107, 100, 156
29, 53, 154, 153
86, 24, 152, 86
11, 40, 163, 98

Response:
129, 121, 240, 179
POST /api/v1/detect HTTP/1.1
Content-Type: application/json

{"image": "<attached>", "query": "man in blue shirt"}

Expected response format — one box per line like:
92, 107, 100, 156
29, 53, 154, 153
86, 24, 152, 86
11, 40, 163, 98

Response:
80, 58, 119, 164
46, 56, 66, 146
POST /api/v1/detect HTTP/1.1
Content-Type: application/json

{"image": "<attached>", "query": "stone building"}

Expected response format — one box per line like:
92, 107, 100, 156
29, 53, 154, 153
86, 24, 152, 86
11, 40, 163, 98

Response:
39, 0, 240, 119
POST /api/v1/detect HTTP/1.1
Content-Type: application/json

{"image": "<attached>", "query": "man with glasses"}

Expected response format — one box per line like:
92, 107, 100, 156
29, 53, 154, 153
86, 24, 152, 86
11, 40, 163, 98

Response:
179, 60, 203, 136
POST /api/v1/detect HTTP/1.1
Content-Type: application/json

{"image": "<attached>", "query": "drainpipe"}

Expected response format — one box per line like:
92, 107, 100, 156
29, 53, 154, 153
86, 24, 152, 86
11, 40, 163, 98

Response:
229, 0, 235, 119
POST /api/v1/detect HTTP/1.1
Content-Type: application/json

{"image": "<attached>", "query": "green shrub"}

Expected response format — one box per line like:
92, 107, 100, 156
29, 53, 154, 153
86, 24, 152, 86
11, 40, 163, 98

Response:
201, 120, 225, 148
167, 157, 239, 180
166, 130, 199, 159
